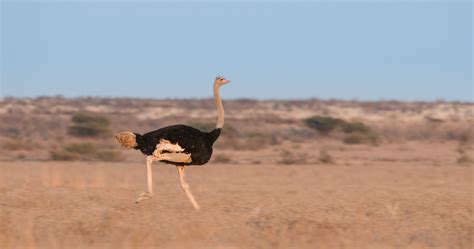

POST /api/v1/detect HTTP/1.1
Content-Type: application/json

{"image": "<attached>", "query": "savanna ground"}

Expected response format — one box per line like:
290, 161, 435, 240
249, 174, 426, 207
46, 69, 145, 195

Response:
1, 143, 472, 249
0, 98, 473, 248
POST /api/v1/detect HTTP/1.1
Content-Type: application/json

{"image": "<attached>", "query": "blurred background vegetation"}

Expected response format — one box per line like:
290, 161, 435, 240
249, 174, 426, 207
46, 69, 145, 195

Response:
0, 97, 472, 165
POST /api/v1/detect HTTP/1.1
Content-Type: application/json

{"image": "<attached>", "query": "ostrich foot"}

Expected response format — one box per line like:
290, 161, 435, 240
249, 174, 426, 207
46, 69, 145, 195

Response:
135, 192, 152, 204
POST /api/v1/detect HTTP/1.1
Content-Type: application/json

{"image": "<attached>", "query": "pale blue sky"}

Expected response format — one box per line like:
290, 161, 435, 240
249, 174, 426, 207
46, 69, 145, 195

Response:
1, 0, 472, 101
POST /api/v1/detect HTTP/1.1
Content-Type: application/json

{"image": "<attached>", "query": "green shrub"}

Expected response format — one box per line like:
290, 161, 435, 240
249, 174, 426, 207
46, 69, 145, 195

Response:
305, 116, 378, 145
68, 112, 111, 138
341, 120, 378, 145
304, 116, 344, 134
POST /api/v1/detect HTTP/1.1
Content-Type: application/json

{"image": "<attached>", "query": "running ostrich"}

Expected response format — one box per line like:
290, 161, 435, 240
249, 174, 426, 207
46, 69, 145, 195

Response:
115, 76, 230, 209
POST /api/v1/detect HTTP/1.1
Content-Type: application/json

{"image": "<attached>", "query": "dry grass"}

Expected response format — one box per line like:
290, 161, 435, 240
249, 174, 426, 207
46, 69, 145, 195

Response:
0, 161, 471, 249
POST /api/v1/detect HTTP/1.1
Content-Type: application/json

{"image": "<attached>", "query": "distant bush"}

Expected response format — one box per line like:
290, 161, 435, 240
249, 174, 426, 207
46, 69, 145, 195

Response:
2, 127, 21, 138
341, 121, 378, 145
50, 142, 122, 161
68, 112, 111, 138
71, 112, 110, 126
304, 116, 344, 135
305, 115, 378, 145
341, 122, 371, 134
343, 132, 378, 145
445, 129, 471, 144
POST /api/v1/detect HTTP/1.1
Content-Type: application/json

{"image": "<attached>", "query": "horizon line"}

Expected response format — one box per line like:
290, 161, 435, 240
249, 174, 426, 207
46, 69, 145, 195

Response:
1, 95, 472, 104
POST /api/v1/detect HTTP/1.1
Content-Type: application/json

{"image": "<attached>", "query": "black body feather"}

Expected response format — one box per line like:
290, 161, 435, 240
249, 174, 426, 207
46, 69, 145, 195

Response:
134, 125, 221, 166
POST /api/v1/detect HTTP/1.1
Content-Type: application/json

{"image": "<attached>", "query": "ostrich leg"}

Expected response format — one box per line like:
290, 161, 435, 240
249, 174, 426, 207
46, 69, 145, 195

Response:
176, 166, 200, 210
135, 156, 155, 204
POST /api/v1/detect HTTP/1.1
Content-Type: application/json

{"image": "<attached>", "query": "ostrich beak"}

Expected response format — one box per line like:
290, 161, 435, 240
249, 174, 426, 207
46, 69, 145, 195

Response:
224, 79, 231, 84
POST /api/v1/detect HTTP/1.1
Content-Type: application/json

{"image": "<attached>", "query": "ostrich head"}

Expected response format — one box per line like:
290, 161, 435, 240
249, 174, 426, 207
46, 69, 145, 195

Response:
215, 76, 231, 86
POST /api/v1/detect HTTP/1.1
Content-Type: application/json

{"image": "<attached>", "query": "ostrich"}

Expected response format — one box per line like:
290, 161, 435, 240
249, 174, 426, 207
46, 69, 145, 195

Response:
115, 76, 230, 209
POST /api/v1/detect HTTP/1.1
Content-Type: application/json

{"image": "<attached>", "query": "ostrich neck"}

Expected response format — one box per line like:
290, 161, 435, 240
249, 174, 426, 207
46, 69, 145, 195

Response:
214, 83, 225, 129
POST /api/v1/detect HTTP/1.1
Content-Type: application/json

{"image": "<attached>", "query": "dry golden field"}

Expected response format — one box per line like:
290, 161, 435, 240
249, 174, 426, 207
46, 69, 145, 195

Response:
0, 149, 472, 249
